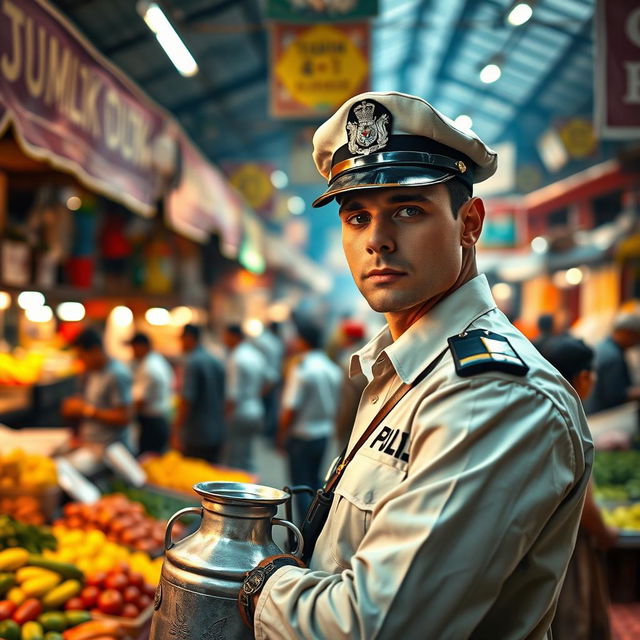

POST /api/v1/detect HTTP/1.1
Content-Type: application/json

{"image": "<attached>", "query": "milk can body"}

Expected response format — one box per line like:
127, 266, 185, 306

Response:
150, 481, 302, 640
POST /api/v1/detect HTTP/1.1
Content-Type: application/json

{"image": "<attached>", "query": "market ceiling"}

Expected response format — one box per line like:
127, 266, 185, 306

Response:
49, 0, 595, 179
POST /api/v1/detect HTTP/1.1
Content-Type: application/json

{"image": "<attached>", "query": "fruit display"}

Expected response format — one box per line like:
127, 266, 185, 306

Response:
0, 352, 44, 386
0, 517, 56, 554
0, 450, 57, 492
602, 503, 640, 532
81, 566, 156, 620
53, 495, 182, 556
0, 497, 46, 526
108, 481, 198, 522
142, 450, 255, 494
594, 450, 640, 502
47, 527, 163, 587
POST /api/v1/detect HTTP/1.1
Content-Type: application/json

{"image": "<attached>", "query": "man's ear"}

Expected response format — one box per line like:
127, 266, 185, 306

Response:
460, 197, 485, 248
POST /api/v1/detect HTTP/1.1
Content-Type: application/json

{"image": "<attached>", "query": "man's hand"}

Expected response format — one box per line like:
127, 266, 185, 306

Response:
238, 554, 306, 630
61, 396, 86, 419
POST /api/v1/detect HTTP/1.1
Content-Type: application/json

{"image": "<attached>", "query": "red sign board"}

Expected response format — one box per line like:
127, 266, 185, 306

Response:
595, 0, 640, 138
0, 0, 172, 215
270, 22, 370, 119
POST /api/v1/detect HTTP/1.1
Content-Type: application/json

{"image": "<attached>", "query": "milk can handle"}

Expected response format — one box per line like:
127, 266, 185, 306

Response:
272, 518, 304, 558
164, 507, 203, 551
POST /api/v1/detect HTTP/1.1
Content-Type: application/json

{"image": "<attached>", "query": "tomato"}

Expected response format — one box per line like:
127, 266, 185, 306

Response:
136, 594, 152, 611
122, 586, 140, 604
97, 590, 123, 616
142, 583, 156, 598
0, 599, 16, 621
85, 572, 106, 588
121, 603, 139, 619
103, 574, 127, 592
127, 572, 144, 589
63, 597, 86, 611
80, 586, 100, 608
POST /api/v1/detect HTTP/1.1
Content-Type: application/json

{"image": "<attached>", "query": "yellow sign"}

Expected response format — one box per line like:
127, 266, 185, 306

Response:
559, 118, 597, 158
274, 24, 369, 110
229, 164, 274, 212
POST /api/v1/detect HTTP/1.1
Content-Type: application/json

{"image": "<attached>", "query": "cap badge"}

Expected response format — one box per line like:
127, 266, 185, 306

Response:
456, 160, 467, 173
346, 100, 392, 156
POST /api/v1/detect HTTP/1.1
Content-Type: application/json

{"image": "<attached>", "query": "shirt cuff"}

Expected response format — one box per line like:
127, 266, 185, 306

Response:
253, 565, 306, 640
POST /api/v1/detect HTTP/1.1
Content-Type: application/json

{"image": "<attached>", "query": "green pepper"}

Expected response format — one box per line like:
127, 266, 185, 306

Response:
0, 619, 20, 640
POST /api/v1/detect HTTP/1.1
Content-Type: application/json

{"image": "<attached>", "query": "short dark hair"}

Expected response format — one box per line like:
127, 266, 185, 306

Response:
445, 178, 471, 218
127, 331, 151, 347
537, 314, 554, 334
71, 327, 103, 350
293, 315, 323, 349
182, 324, 201, 341
225, 324, 244, 338
538, 335, 594, 383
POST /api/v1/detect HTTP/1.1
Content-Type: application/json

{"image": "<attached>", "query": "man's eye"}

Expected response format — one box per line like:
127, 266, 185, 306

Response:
345, 213, 370, 226
395, 206, 422, 218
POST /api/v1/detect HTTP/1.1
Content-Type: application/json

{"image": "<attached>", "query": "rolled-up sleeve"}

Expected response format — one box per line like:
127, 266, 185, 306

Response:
255, 378, 586, 640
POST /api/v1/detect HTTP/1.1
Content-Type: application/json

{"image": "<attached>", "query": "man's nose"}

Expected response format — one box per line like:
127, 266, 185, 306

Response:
366, 218, 396, 255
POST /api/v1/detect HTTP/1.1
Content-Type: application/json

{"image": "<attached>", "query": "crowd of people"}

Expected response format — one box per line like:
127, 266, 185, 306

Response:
60, 315, 364, 506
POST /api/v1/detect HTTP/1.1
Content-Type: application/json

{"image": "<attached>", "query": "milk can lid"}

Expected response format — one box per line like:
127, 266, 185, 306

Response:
193, 481, 290, 506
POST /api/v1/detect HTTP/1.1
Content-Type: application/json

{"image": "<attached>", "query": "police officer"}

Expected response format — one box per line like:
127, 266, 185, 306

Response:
238, 92, 592, 639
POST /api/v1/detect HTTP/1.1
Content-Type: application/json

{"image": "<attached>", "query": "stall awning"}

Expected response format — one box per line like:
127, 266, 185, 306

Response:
0, 0, 179, 216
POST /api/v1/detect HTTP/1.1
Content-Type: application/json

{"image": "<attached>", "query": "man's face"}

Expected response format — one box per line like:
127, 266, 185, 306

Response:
76, 346, 103, 371
339, 184, 477, 318
131, 343, 148, 360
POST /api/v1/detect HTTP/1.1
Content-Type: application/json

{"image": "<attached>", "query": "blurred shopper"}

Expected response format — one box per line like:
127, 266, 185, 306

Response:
173, 324, 226, 463
277, 317, 342, 520
585, 311, 640, 415
127, 332, 174, 455
253, 322, 285, 439
62, 327, 133, 449
532, 313, 555, 351
539, 336, 618, 640
223, 324, 273, 472
238, 92, 592, 640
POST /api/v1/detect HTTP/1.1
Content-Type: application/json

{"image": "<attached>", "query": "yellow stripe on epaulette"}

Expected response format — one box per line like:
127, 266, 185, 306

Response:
448, 329, 529, 378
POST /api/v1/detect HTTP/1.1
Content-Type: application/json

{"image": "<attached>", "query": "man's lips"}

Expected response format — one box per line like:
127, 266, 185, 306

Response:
364, 268, 407, 283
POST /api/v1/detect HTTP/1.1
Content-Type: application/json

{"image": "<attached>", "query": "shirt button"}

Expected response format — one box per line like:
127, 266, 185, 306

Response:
371, 395, 379, 404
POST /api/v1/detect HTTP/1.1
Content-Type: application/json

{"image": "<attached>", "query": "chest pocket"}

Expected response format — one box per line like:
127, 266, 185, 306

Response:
330, 455, 406, 569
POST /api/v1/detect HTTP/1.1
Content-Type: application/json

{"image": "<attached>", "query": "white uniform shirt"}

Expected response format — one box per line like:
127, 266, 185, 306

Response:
131, 351, 174, 417
282, 350, 343, 440
255, 274, 593, 640
226, 340, 269, 421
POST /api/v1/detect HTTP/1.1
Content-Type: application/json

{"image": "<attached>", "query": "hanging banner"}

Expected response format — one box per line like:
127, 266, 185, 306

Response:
270, 22, 370, 118
224, 162, 276, 219
0, 0, 174, 216
595, 0, 640, 139
166, 135, 243, 251
266, 0, 378, 21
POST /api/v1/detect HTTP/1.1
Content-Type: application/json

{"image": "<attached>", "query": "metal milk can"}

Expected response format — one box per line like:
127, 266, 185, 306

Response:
149, 481, 303, 640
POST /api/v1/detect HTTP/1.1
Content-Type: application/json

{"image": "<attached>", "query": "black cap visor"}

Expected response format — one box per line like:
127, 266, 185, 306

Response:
312, 165, 455, 208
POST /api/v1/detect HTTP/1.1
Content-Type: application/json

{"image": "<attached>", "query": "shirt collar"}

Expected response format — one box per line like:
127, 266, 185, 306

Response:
350, 274, 497, 384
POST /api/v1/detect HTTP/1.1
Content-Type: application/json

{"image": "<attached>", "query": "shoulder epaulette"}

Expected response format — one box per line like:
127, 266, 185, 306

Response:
447, 329, 529, 378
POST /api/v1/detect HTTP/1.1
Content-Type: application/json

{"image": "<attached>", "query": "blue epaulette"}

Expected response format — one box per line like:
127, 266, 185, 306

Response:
447, 329, 529, 378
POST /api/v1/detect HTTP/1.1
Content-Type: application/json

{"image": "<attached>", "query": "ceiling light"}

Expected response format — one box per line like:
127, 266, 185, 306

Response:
565, 268, 583, 286
56, 302, 86, 322
138, 2, 198, 77
530, 236, 548, 254
270, 170, 289, 189
454, 115, 473, 131
145, 307, 170, 326
480, 63, 502, 84
288, 196, 306, 216
17, 291, 45, 310
26, 305, 53, 323
0, 292, 10, 311
507, 3, 533, 26
491, 282, 513, 302
170, 306, 193, 326
111, 305, 133, 327
66, 196, 82, 211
